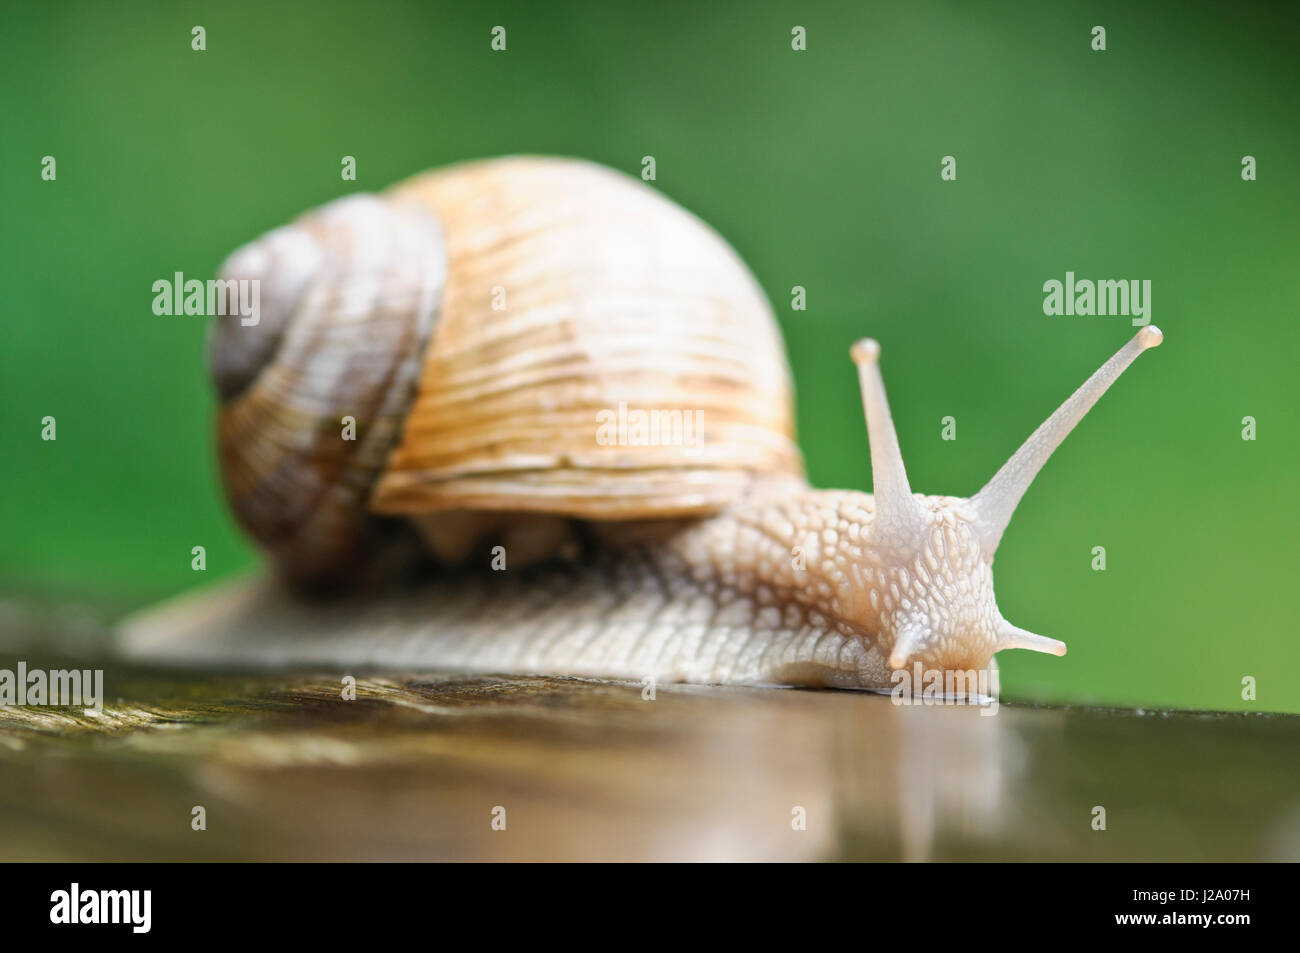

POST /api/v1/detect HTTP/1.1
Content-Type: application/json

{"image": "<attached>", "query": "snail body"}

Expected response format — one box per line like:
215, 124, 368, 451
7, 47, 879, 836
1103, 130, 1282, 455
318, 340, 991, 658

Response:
122, 157, 1164, 690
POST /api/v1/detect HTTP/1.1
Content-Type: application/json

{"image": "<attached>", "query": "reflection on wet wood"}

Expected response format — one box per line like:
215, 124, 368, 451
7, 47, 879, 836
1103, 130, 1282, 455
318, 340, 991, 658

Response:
0, 655, 1296, 861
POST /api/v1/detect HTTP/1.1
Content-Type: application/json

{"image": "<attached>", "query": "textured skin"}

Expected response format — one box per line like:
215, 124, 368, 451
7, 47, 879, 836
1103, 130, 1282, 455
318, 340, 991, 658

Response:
141, 319, 1159, 687
122, 488, 1004, 691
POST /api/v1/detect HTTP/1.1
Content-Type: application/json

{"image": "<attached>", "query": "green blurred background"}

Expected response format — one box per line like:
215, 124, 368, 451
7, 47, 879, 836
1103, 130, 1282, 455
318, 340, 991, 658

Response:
2, 1, 1296, 712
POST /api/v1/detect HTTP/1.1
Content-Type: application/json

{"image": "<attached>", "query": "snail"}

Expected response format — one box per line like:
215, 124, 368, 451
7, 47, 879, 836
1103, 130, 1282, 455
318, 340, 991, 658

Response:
121, 156, 1164, 691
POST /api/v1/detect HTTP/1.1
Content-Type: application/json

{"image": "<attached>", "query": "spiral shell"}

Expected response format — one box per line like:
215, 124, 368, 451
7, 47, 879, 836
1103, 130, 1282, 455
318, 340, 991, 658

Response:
211, 156, 803, 586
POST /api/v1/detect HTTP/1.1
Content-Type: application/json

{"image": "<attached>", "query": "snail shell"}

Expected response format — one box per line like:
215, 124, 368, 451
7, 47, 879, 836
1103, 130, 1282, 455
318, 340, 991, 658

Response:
212, 157, 804, 588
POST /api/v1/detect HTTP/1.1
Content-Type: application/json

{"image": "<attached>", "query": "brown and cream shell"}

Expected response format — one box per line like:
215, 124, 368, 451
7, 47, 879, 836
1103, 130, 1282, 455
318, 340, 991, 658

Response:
210, 157, 804, 587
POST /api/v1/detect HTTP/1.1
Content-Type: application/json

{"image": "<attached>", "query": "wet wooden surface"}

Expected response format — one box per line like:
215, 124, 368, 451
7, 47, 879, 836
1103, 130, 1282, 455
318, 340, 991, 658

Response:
0, 648, 1297, 861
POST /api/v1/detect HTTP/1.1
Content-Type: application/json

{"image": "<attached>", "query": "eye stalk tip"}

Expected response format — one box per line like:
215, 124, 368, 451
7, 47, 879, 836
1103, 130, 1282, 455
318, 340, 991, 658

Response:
850, 338, 881, 365
1137, 325, 1163, 350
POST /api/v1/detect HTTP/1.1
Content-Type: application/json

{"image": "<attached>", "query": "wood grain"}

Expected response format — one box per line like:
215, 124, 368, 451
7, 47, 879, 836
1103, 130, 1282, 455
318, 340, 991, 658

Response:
0, 648, 1295, 861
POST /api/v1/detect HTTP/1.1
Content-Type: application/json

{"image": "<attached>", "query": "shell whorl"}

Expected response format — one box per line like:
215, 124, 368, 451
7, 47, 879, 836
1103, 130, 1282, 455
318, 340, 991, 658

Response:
211, 194, 446, 587
211, 157, 804, 587
372, 158, 805, 519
